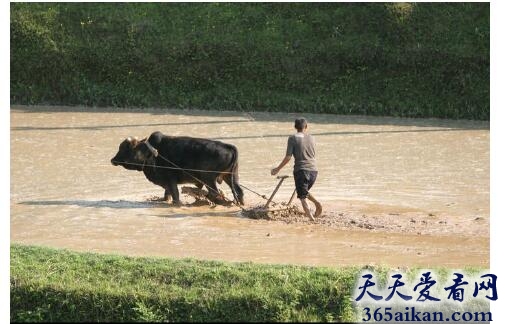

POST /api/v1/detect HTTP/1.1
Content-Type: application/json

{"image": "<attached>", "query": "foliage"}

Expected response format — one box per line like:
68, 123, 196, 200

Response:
10, 3, 489, 119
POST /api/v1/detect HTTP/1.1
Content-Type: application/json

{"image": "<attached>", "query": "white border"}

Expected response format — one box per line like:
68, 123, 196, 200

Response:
5, 1, 500, 322
2, 2, 10, 323
490, 0, 503, 322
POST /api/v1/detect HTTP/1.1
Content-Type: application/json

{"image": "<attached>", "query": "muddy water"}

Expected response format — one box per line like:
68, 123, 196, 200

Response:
10, 106, 489, 267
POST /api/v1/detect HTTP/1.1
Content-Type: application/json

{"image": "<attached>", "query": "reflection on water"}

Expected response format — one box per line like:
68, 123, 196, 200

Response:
10, 106, 489, 267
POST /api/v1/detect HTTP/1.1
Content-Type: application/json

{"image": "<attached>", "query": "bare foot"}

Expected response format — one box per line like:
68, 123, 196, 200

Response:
314, 202, 322, 218
307, 194, 322, 218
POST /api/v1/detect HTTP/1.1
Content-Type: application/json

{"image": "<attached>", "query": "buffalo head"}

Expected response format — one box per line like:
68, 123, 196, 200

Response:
111, 137, 144, 171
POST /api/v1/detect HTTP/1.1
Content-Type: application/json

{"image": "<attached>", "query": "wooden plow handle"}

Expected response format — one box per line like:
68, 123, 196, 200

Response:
264, 175, 290, 209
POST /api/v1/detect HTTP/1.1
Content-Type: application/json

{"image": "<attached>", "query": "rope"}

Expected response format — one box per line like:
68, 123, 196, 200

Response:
161, 144, 259, 205
239, 183, 269, 200
111, 160, 278, 205
116, 147, 247, 210
156, 155, 246, 210
111, 160, 234, 173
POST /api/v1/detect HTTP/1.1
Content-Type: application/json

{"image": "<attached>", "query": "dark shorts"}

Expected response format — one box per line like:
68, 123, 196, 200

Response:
294, 170, 318, 199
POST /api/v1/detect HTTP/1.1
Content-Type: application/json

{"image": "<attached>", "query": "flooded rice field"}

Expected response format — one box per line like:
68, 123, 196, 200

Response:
10, 105, 490, 267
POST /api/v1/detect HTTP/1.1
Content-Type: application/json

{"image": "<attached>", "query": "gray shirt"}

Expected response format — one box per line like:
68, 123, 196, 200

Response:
286, 133, 317, 172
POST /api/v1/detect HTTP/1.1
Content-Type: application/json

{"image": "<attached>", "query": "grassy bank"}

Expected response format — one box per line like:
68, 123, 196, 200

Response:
10, 3, 489, 120
11, 244, 358, 322
10, 245, 489, 322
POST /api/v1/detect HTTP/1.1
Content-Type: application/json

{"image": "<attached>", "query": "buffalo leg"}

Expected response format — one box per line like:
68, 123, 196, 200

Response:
168, 181, 181, 206
223, 174, 244, 205
202, 175, 226, 205
163, 188, 172, 201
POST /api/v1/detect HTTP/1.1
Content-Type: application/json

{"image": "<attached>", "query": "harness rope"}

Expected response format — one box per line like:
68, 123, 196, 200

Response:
152, 155, 243, 210
113, 159, 272, 202
144, 139, 272, 201
134, 140, 285, 210
115, 160, 235, 173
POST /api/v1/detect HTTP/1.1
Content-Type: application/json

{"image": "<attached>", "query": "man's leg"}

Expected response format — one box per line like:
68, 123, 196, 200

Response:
305, 171, 322, 218
294, 170, 317, 221
307, 193, 322, 218
300, 198, 315, 221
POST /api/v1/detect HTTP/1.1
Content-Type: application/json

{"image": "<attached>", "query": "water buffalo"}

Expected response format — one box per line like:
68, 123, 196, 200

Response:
111, 131, 244, 206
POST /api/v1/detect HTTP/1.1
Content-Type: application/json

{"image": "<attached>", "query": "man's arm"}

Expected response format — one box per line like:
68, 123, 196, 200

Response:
271, 155, 291, 176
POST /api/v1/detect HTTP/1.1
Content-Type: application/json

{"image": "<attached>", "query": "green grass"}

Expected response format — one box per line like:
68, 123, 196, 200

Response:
10, 3, 489, 120
10, 244, 490, 322
11, 244, 359, 322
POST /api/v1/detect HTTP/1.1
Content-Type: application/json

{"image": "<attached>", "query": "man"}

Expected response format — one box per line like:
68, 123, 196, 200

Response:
271, 117, 322, 220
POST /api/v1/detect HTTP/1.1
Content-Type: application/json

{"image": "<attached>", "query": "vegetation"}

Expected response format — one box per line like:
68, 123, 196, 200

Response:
11, 3, 489, 120
11, 244, 358, 322
11, 245, 489, 322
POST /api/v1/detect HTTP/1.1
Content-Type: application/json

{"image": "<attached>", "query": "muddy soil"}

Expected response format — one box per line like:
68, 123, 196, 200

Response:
242, 200, 488, 237
10, 106, 489, 268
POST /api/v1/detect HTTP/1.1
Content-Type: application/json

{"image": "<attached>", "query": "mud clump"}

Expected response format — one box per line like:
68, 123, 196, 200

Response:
241, 203, 312, 224
241, 206, 270, 219
181, 186, 232, 206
